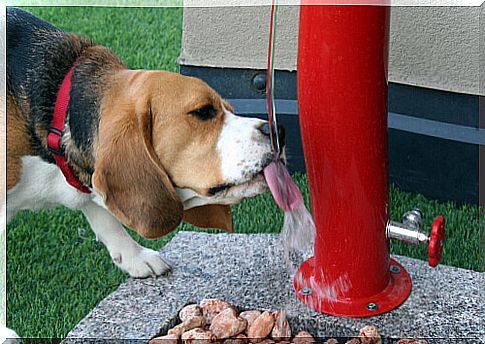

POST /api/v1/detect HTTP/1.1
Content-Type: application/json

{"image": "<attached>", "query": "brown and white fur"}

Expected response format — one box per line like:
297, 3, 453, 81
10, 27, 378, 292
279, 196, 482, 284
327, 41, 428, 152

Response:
4, 9, 284, 284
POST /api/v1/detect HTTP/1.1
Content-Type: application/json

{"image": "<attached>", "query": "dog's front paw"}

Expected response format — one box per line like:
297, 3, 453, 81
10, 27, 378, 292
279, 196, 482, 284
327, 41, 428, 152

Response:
111, 247, 172, 278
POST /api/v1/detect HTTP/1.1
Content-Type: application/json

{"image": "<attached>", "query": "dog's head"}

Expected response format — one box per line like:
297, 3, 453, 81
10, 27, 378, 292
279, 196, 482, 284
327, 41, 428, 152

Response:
93, 70, 283, 238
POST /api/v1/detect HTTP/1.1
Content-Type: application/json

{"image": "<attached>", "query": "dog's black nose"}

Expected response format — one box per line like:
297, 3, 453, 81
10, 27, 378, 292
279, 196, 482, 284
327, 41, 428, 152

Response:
258, 122, 286, 146
258, 122, 271, 136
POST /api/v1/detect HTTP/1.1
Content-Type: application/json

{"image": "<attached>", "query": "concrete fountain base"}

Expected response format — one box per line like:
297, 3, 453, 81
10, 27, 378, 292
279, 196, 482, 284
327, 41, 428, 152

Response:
65, 232, 484, 343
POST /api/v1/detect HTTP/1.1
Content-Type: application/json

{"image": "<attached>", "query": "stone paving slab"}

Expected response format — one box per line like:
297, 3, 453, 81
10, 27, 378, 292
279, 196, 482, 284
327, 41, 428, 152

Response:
65, 232, 484, 343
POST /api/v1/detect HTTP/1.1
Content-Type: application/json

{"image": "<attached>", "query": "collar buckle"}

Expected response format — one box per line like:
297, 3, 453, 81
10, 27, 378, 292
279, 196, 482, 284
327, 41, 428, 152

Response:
47, 127, 64, 156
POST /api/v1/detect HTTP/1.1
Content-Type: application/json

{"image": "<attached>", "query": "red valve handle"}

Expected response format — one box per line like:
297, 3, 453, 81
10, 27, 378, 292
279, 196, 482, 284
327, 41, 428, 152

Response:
428, 216, 446, 267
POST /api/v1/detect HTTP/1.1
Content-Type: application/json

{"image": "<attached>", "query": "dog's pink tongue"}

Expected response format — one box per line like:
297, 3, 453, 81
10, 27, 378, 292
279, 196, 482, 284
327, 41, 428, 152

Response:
263, 161, 304, 212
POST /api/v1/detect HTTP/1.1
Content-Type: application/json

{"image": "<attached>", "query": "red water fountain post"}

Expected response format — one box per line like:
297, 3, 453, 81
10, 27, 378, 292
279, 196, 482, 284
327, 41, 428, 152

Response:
293, 5, 412, 317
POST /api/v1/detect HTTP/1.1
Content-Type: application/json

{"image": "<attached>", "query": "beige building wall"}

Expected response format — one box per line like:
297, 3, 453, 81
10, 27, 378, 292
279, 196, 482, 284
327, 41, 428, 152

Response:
180, 5, 483, 96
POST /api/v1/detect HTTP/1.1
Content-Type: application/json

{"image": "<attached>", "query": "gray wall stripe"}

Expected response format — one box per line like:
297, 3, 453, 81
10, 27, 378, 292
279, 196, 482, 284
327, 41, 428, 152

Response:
229, 99, 484, 145
388, 112, 484, 145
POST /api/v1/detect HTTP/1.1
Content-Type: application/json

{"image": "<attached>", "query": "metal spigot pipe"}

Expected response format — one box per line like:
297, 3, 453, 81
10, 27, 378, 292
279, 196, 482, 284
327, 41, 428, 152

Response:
387, 221, 429, 245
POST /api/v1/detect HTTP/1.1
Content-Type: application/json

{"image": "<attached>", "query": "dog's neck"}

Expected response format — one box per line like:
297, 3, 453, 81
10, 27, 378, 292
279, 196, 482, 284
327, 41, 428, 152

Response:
60, 45, 126, 186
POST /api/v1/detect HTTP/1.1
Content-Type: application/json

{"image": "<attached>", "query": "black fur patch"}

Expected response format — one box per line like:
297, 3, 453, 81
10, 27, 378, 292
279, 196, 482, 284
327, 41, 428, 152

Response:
7, 7, 125, 182
7, 8, 93, 161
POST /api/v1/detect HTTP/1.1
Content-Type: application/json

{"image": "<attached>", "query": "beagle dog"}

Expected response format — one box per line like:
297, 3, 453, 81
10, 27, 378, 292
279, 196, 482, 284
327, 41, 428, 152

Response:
4, 7, 285, 280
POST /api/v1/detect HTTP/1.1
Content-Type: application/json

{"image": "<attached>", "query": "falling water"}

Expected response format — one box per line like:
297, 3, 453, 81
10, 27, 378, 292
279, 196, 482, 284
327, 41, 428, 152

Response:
280, 203, 316, 275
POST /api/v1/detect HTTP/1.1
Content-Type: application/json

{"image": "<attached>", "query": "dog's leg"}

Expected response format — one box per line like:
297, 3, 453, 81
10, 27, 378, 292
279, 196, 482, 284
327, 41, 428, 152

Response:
81, 201, 171, 278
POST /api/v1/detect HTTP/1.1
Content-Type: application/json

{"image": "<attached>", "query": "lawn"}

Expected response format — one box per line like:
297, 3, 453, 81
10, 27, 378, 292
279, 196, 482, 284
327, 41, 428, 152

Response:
7, 6, 483, 340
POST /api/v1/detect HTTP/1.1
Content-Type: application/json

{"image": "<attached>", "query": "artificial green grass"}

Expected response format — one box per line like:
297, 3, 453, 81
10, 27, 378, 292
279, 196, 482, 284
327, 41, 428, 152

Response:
19, 6, 183, 72
7, 5, 483, 340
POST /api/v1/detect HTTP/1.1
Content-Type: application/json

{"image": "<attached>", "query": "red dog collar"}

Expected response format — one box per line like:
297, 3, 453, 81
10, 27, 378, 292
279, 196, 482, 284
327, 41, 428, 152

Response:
47, 67, 91, 194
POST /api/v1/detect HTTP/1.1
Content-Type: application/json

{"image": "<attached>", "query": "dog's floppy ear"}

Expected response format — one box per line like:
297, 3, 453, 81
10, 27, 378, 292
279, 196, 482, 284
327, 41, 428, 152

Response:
183, 205, 233, 233
93, 99, 183, 239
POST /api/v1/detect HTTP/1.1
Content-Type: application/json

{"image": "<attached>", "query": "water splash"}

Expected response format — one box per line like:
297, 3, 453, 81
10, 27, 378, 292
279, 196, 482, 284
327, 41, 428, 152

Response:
280, 203, 316, 275
310, 272, 352, 311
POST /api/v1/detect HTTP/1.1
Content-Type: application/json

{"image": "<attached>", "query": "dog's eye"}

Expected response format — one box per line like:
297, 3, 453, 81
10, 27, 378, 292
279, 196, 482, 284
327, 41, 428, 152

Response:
190, 105, 217, 121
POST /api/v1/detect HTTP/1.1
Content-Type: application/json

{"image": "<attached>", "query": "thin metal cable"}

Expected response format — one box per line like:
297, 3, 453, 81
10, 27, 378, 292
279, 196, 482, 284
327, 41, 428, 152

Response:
266, 0, 281, 160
